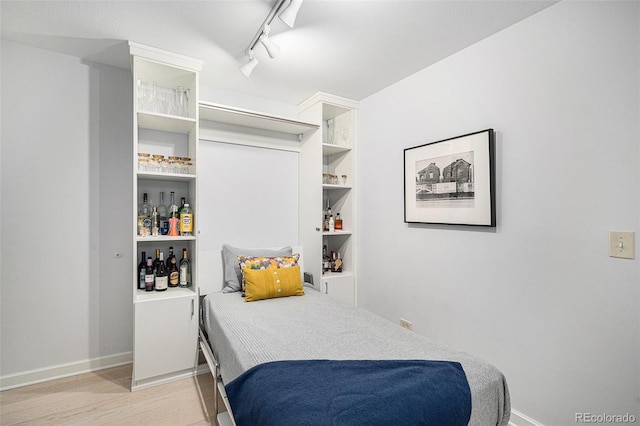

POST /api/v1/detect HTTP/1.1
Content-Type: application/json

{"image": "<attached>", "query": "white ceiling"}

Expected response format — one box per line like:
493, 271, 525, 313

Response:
1, 0, 557, 106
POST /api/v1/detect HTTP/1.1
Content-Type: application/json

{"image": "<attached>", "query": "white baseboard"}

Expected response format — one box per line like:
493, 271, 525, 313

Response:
510, 409, 545, 426
0, 352, 133, 391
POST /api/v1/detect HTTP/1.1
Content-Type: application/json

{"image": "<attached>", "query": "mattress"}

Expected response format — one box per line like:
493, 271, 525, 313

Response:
202, 286, 510, 426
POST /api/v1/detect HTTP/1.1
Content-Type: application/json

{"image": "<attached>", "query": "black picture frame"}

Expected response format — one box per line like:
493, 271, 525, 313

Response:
404, 129, 496, 227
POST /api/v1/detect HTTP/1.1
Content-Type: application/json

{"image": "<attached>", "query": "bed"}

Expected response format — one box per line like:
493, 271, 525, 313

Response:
199, 245, 510, 426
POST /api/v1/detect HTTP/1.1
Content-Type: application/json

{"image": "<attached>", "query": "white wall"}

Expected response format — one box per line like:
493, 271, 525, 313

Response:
357, 2, 639, 425
1, 41, 133, 383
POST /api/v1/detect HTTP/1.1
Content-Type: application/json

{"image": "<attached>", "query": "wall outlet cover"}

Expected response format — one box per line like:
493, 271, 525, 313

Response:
609, 231, 635, 259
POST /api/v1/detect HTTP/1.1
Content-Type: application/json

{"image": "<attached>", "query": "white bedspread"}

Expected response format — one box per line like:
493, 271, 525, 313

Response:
202, 287, 510, 426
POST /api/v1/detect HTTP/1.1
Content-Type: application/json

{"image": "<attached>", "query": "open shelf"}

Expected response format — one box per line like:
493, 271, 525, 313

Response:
199, 102, 318, 136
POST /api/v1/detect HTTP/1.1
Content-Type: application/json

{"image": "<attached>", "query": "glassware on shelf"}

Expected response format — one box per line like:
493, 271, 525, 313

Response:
175, 86, 189, 117
136, 80, 190, 117
341, 174, 348, 185
326, 118, 335, 145
340, 126, 350, 146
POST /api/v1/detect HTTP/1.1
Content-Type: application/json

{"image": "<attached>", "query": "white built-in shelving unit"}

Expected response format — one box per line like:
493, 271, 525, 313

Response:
130, 42, 202, 390
299, 93, 359, 305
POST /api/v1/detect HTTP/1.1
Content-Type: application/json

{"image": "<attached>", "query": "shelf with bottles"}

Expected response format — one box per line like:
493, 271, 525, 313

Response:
136, 182, 195, 239
135, 243, 195, 300
322, 239, 352, 276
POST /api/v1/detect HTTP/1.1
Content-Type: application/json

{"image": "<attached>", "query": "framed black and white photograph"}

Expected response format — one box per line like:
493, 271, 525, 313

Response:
404, 129, 495, 227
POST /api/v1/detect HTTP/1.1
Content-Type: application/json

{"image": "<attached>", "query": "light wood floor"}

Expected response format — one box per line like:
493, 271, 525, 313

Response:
0, 364, 218, 425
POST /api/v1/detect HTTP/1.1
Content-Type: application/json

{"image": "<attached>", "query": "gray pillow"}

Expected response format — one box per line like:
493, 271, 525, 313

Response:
221, 244, 293, 293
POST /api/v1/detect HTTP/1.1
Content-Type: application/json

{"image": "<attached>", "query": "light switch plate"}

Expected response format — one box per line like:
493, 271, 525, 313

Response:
609, 231, 635, 259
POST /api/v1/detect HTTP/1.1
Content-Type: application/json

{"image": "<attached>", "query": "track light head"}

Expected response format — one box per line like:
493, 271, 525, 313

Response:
240, 51, 259, 77
279, 0, 303, 28
259, 25, 280, 59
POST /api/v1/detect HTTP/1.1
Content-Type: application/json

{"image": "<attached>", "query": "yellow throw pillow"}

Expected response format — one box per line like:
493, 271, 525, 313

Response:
237, 254, 300, 291
243, 264, 304, 302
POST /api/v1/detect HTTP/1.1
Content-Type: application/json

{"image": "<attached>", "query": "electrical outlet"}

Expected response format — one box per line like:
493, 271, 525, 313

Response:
400, 319, 412, 331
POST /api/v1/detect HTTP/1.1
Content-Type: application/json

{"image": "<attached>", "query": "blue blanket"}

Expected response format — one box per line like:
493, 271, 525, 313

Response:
225, 359, 471, 426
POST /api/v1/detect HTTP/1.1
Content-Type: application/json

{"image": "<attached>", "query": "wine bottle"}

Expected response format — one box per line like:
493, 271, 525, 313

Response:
144, 257, 154, 291
179, 248, 191, 288
155, 251, 168, 291
138, 251, 147, 290
157, 191, 168, 235
153, 248, 161, 270
180, 203, 193, 236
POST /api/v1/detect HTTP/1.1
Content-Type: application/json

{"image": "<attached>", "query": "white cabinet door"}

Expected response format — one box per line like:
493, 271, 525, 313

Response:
322, 274, 355, 305
133, 295, 198, 382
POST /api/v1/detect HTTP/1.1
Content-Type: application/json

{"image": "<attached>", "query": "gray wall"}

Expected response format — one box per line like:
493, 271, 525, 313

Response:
357, 2, 639, 424
1, 41, 133, 378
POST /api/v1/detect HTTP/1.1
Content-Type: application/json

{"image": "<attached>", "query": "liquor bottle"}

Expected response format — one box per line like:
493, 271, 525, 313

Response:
334, 252, 343, 273
328, 214, 335, 232
157, 191, 168, 235
151, 206, 160, 236
168, 249, 179, 288
144, 257, 154, 291
168, 191, 180, 236
324, 202, 332, 232
179, 248, 191, 288
138, 193, 152, 237
166, 246, 175, 269
322, 245, 330, 274
178, 197, 186, 216
155, 251, 168, 291
138, 251, 147, 290
168, 191, 179, 219
180, 203, 193, 236
335, 213, 343, 230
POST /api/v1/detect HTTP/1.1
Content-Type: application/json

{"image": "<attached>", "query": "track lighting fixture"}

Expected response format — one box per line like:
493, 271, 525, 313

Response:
240, 50, 259, 78
259, 25, 280, 59
238, 0, 304, 77
279, 0, 303, 28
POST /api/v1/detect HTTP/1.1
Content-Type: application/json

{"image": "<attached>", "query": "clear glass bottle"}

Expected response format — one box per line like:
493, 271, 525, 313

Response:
179, 248, 192, 288
151, 207, 160, 236
138, 193, 151, 237
157, 191, 168, 235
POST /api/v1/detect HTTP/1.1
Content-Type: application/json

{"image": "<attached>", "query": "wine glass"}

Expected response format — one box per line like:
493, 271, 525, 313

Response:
340, 127, 350, 146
